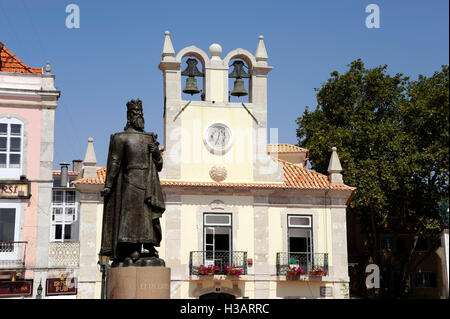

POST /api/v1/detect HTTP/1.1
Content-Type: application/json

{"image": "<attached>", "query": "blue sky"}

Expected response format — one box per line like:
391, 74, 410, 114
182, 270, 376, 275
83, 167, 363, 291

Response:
0, 0, 448, 167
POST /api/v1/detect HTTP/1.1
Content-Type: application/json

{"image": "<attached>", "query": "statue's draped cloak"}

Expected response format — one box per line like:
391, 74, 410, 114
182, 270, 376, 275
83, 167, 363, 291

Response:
100, 131, 165, 260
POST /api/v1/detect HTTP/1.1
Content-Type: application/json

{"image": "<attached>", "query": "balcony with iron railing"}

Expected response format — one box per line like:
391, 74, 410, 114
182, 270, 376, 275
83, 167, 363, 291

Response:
189, 251, 248, 276
276, 252, 328, 277
48, 242, 80, 268
0, 241, 27, 269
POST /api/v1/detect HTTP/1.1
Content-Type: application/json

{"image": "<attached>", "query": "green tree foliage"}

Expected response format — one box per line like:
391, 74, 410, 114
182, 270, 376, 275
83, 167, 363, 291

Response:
296, 60, 449, 297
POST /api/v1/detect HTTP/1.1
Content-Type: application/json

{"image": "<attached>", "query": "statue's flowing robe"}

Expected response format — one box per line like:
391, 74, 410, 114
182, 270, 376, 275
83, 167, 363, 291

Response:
99, 131, 165, 260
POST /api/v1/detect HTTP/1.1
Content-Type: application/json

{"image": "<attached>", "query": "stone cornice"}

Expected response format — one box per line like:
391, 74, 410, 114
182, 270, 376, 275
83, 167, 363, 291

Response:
0, 71, 45, 78
0, 87, 60, 98
162, 184, 354, 198
0, 98, 59, 109
252, 65, 273, 75
158, 60, 181, 71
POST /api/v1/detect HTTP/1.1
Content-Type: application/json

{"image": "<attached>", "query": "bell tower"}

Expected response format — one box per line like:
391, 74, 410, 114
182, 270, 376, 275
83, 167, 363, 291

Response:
158, 32, 283, 184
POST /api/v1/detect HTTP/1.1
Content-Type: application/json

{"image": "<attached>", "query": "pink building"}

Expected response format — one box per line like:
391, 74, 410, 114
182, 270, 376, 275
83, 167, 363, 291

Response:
0, 42, 60, 298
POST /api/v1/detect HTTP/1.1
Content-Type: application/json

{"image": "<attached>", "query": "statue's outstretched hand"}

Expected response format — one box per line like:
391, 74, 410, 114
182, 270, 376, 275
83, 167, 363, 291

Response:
101, 187, 111, 197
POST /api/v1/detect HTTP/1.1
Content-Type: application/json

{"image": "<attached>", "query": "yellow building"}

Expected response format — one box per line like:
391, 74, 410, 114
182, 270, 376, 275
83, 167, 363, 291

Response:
72, 32, 356, 299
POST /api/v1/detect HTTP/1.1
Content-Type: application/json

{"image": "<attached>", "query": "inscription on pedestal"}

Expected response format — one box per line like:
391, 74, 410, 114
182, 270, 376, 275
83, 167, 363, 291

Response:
106, 267, 171, 299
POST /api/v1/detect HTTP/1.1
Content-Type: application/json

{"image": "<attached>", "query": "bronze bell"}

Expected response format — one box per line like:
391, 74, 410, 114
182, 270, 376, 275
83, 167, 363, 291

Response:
231, 78, 247, 97
181, 58, 203, 95
183, 77, 201, 95
229, 60, 250, 97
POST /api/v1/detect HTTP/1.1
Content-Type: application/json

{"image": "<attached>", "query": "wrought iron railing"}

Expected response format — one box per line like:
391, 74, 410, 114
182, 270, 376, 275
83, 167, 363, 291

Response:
276, 252, 328, 276
190, 251, 247, 276
48, 242, 80, 268
0, 241, 27, 268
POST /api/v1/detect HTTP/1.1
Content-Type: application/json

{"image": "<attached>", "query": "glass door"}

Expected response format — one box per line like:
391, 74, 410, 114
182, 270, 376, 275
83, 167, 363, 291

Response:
203, 213, 232, 270
288, 215, 313, 270
204, 227, 215, 266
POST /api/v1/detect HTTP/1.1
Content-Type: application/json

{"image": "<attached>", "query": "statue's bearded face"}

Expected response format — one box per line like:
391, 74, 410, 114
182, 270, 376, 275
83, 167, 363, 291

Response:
128, 108, 145, 131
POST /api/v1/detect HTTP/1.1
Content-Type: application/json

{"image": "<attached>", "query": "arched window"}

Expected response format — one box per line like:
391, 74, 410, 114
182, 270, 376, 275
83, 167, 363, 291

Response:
181, 56, 205, 101
228, 59, 251, 104
0, 117, 24, 178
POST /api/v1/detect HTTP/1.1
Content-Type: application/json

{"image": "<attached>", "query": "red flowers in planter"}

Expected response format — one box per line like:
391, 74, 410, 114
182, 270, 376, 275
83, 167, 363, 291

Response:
197, 264, 244, 277
286, 266, 306, 276
286, 266, 306, 280
309, 266, 327, 276
197, 264, 220, 275
224, 265, 244, 278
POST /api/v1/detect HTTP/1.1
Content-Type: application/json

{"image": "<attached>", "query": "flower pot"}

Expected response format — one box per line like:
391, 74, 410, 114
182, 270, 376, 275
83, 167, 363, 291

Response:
286, 273, 300, 280
309, 270, 325, 276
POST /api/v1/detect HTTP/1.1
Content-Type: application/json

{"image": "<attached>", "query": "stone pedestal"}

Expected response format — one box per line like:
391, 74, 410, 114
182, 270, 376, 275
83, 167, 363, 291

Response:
106, 267, 171, 299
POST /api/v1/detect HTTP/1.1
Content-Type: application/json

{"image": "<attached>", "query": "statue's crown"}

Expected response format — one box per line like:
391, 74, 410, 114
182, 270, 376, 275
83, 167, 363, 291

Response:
126, 99, 143, 111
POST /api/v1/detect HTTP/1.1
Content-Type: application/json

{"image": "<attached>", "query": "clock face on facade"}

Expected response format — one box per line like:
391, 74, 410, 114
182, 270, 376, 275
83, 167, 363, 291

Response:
204, 123, 233, 154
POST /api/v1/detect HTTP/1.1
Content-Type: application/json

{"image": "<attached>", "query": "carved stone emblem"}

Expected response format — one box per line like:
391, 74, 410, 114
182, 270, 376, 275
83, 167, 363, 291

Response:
209, 166, 227, 182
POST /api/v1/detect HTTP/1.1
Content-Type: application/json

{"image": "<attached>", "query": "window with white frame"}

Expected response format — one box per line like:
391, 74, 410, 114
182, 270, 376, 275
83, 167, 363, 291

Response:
0, 118, 24, 178
203, 213, 232, 267
50, 189, 78, 242
288, 215, 312, 253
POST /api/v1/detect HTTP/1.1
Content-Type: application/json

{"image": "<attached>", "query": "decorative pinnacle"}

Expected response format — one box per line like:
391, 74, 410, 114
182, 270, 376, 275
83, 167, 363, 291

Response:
162, 30, 175, 59
328, 147, 342, 173
255, 34, 268, 62
45, 60, 51, 73
83, 137, 97, 178
328, 146, 343, 184
84, 137, 97, 166
209, 43, 222, 57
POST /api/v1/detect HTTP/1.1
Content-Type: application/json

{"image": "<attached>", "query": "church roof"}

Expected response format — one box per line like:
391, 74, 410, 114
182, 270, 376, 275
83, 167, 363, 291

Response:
0, 42, 43, 74
72, 158, 355, 192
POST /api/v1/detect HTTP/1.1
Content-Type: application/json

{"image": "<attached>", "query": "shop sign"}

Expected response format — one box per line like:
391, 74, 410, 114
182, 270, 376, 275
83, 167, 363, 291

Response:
46, 275, 77, 296
0, 280, 33, 298
0, 181, 31, 199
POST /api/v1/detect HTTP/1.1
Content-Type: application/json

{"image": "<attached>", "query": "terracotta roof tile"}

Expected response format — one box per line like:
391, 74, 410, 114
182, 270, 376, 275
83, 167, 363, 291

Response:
267, 143, 308, 153
73, 159, 355, 192
0, 43, 42, 74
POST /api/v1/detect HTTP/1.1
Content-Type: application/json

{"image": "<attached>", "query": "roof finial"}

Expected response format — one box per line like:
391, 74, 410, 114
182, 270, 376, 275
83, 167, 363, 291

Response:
45, 60, 51, 74
255, 35, 268, 65
209, 43, 222, 64
162, 30, 175, 61
328, 147, 343, 184
83, 137, 97, 178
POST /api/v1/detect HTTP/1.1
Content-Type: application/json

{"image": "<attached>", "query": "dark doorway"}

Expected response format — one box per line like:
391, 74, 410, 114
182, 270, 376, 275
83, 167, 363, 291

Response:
289, 237, 309, 252
199, 292, 236, 300
215, 234, 230, 250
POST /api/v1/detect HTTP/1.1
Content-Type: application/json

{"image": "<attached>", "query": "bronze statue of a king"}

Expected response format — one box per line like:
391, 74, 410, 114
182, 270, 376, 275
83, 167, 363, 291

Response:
99, 99, 165, 267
